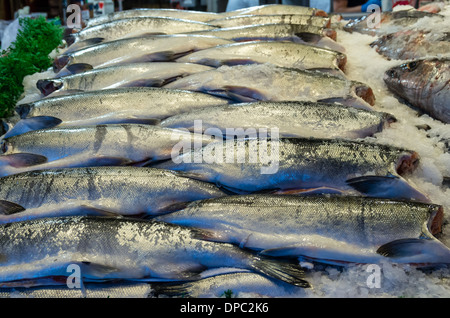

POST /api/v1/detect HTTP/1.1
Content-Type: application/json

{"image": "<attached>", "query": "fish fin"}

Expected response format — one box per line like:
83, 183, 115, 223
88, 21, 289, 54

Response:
215, 183, 252, 195
294, 32, 322, 43
14, 103, 32, 119
376, 238, 431, 258
223, 86, 265, 102
78, 156, 133, 167
222, 59, 258, 67
36, 79, 63, 96
0, 153, 48, 168
78, 205, 123, 217
346, 174, 430, 202
252, 257, 310, 288
53, 55, 70, 72
151, 281, 196, 298
121, 78, 165, 88
1, 116, 62, 138
274, 187, 346, 196
55, 63, 93, 77
156, 202, 190, 214
317, 96, 373, 111
78, 262, 121, 278
259, 246, 301, 258
0, 200, 26, 215
120, 118, 161, 126
144, 51, 176, 62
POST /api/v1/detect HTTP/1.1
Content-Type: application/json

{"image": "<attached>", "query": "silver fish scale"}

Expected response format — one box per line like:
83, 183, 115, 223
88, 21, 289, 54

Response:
24, 87, 228, 123
160, 195, 436, 248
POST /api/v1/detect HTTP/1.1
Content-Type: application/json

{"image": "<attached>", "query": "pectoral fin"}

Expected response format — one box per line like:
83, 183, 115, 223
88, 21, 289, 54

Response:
0, 153, 48, 168
0, 200, 26, 215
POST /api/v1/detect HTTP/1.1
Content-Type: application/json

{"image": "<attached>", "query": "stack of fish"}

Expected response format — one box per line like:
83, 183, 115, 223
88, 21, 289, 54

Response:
0, 4, 448, 298
345, 6, 449, 124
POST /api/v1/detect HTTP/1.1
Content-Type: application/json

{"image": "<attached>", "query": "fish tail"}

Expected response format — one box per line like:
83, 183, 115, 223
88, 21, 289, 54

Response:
252, 257, 310, 288
151, 281, 194, 298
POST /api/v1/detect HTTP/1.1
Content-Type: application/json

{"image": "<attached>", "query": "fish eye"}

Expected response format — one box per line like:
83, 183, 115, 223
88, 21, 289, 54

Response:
401, 61, 418, 71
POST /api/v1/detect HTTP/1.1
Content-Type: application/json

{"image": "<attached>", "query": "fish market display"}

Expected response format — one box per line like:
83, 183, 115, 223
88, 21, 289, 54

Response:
176, 41, 347, 71
0, 4, 449, 298
155, 194, 446, 265
0, 124, 214, 176
54, 35, 233, 72
164, 64, 375, 109
384, 58, 450, 124
0, 216, 309, 287
0, 167, 226, 223
159, 101, 395, 139
36, 62, 213, 96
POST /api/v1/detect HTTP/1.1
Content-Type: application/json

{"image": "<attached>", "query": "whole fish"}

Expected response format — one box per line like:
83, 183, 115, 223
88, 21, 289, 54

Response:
36, 63, 213, 96
66, 17, 217, 47
152, 137, 428, 201
0, 282, 153, 298
219, 4, 327, 18
370, 30, 450, 60
163, 64, 375, 109
0, 216, 309, 287
185, 24, 345, 53
207, 14, 331, 29
155, 194, 446, 266
176, 41, 347, 71
54, 35, 233, 72
159, 101, 396, 139
384, 58, 450, 124
0, 166, 226, 223
152, 271, 304, 298
343, 9, 443, 36
0, 124, 214, 176
7, 87, 228, 139
86, 8, 220, 27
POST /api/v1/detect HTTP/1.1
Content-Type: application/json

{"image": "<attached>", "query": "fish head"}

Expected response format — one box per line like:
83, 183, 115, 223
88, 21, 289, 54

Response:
383, 59, 435, 103
396, 149, 420, 175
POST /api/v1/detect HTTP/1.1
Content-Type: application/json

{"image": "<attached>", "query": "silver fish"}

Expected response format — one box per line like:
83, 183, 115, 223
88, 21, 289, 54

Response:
185, 24, 345, 53
54, 35, 234, 72
36, 63, 214, 96
219, 4, 327, 18
0, 282, 153, 298
152, 137, 428, 201
0, 166, 226, 223
155, 194, 446, 266
66, 17, 217, 46
163, 64, 375, 109
86, 8, 220, 27
0, 216, 309, 287
176, 41, 347, 71
0, 124, 214, 176
207, 14, 331, 29
159, 101, 396, 139
384, 58, 450, 124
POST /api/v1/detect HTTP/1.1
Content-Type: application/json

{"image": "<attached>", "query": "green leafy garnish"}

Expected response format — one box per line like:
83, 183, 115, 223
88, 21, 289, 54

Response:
0, 16, 63, 118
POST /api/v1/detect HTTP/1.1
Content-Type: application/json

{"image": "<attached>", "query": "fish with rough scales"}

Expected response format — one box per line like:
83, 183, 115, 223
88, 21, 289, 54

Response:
152, 137, 428, 201
176, 41, 347, 72
207, 14, 331, 29
0, 216, 310, 288
54, 35, 234, 73
155, 194, 447, 266
163, 64, 375, 109
86, 8, 220, 27
8, 87, 228, 139
0, 124, 214, 176
36, 63, 213, 96
159, 101, 396, 139
0, 166, 226, 223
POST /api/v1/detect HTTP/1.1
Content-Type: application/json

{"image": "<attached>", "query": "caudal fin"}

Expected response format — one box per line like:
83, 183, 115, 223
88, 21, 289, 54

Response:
252, 257, 310, 288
